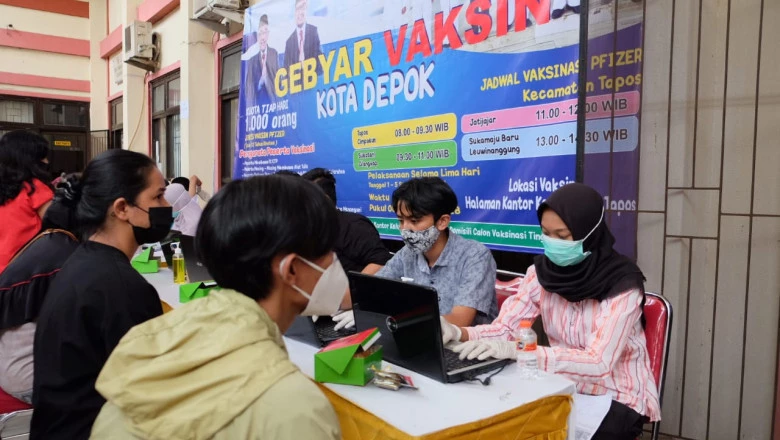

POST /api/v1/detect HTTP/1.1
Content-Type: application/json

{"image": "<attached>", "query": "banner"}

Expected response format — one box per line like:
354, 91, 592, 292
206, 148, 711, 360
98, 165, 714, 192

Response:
236, 0, 643, 253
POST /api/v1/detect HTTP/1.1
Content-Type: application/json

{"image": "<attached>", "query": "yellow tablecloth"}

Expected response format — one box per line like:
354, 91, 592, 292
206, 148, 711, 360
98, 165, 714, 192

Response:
318, 384, 572, 440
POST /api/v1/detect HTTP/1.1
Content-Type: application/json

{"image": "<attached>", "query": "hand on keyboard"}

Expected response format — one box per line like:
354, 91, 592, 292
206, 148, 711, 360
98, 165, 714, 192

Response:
332, 310, 355, 330
440, 317, 462, 344
453, 340, 516, 361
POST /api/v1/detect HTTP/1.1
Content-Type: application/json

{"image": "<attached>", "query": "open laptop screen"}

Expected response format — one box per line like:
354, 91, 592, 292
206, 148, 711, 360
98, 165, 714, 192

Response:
349, 272, 446, 382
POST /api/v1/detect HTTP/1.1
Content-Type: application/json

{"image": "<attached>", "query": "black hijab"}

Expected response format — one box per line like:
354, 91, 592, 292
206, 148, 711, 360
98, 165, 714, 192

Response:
533, 183, 645, 302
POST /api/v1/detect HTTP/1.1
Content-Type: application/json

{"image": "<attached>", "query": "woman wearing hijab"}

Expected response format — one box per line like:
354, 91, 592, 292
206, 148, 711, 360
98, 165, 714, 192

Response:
163, 175, 203, 237
441, 183, 660, 440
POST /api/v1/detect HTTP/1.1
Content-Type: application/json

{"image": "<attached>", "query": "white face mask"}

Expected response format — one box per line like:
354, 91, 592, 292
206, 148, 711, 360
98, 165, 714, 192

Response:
279, 253, 348, 316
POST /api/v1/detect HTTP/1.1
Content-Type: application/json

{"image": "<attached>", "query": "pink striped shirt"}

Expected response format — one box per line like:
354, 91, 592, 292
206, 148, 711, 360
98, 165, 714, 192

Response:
467, 265, 661, 421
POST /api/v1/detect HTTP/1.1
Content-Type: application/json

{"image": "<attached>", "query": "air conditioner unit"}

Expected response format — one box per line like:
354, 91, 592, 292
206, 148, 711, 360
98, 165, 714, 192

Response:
193, 0, 247, 34
124, 21, 153, 61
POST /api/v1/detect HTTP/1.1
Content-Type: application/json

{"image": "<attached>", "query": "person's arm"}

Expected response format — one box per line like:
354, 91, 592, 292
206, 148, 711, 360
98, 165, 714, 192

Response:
536, 288, 644, 383
375, 250, 405, 279
188, 175, 202, 198
462, 266, 543, 342
443, 306, 477, 327
349, 217, 392, 271
361, 263, 383, 275
31, 179, 54, 219
37, 200, 52, 219
444, 245, 496, 327
340, 251, 405, 310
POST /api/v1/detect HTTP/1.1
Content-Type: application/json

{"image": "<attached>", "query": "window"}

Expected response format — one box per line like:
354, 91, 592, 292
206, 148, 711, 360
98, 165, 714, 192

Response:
219, 42, 241, 184
110, 97, 123, 149
42, 103, 88, 127
150, 72, 181, 179
0, 99, 34, 124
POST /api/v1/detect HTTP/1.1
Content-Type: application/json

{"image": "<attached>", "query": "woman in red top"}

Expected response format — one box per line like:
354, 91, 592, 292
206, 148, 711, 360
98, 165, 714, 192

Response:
0, 131, 54, 273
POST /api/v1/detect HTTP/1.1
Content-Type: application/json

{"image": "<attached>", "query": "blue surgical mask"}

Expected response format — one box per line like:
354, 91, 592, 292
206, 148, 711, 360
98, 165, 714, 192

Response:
541, 208, 604, 267
172, 211, 181, 219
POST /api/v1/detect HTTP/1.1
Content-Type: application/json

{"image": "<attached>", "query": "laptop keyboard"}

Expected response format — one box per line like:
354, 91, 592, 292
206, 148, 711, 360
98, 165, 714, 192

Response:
314, 320, 355, 341
443, 349, 489, 371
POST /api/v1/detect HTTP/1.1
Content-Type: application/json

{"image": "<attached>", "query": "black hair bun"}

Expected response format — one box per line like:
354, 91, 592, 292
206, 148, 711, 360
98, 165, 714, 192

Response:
56, 173, 83, 204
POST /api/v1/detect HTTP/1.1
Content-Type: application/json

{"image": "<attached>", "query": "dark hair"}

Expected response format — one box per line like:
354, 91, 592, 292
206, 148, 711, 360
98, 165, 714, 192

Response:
196, 175, 339, 301
302, 167, 337, 204
274, 170, 300, 177
0, 130, 51, 206
76, 149, 157, 237
391, 177, 457, 222
41, 173, 82, 234
171, 176, 190, 188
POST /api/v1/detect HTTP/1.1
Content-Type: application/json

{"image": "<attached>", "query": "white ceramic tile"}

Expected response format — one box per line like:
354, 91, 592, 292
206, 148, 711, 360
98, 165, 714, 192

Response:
666, 189, 719, 238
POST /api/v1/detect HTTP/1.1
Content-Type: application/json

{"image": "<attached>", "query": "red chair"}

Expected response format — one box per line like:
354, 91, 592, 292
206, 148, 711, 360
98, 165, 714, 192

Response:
642, 292, 672, 440
495, 270, 524, 309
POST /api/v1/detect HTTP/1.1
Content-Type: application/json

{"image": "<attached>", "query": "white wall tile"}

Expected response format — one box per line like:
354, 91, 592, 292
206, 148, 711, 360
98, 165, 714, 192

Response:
666, 189, 719, 238
637, 213, 665, 293
752, 0, 780, 216
659, 238, 691, 436
721, 0, 762, 214
680, 239, 717, 440
666, 0, 699, 189
740, 217, 780, 440
708, 215, 750, 439
693, 0, 728, 188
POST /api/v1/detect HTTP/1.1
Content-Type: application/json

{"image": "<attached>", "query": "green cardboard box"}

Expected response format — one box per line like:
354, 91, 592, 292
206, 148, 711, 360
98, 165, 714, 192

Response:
131, 247, 159, 274
314, 327, 383, 386
179, 281, 218, 304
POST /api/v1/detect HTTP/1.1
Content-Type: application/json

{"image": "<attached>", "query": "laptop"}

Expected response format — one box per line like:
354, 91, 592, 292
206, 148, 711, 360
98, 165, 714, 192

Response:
286, 315, 356, 347
178, 235, 214, 283
348, 272, 509, 384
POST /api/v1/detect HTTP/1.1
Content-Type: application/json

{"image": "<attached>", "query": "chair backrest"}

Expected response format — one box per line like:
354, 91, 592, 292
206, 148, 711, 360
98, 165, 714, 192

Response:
0, 409, 33, 439
643, 292, 672, 404
495, 276, 524, 309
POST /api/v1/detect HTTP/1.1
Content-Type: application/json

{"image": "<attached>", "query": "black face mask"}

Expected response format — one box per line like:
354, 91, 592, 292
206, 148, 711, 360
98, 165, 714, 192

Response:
130, 206, 173, 245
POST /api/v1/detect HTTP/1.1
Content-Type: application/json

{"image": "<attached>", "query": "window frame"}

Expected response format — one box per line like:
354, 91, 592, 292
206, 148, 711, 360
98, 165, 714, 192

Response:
109, 97, 123, 149
149, 71, 181, 178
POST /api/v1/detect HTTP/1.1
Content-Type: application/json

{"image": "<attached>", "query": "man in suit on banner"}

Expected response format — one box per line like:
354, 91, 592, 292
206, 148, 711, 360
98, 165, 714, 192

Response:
245, 14, 279, 104
284, 0, 323, 74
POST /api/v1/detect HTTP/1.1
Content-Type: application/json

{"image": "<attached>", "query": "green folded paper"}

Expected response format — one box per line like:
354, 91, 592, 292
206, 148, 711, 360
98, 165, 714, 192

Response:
131, 247, 159, 274
179, 281, 218, 304
315, 327, 383, 386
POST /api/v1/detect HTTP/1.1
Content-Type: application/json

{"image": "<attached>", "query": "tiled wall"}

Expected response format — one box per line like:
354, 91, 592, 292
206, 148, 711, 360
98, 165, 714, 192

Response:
636, 0, 780, 439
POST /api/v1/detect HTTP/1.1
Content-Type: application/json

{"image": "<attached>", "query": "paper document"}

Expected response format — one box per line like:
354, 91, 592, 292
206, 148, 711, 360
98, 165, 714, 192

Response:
572, 393, 612, 440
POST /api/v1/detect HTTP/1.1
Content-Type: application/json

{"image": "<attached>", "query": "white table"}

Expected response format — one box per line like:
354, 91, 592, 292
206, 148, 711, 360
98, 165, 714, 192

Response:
144, 268, 182, 308
144, 271, 577, 439
286, 337, 576, 438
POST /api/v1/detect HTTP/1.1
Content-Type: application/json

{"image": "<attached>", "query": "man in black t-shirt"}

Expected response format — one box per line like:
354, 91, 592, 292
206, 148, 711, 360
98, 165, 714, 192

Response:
302, 168, 391, 275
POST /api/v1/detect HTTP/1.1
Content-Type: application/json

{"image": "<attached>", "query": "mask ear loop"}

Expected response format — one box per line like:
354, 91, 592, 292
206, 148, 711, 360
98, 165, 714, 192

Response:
580, 206, 605, 243
279, 254, 314, 301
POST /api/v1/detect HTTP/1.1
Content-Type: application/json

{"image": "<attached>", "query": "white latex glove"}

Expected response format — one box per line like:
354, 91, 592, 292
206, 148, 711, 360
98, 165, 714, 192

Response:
452, 339, 516, 361
440, 317, 462, 344
332, 310, 355, 330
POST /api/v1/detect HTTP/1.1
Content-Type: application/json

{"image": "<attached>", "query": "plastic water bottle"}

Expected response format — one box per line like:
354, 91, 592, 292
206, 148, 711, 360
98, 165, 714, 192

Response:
516, 320, 538, 379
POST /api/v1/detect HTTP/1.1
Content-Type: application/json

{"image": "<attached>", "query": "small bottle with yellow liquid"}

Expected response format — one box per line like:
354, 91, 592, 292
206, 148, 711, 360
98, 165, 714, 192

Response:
172, 246, 187, 284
